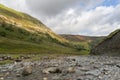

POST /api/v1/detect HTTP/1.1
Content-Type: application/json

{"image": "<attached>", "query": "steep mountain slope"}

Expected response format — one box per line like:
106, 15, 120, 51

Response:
0, 4, 67, 43
0, 4, 83, 54
91, 29, 120, 55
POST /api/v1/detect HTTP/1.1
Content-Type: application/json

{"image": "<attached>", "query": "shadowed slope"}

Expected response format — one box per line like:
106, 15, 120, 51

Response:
91, 29, 120, 56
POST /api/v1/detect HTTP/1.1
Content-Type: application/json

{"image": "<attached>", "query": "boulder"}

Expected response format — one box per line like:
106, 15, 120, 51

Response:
22, 66, 32, 76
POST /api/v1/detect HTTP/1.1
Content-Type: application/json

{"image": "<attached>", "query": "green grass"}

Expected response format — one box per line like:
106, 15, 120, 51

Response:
0, 60, 12, 65
0, 22, 89, 54
0, 35, 89, 55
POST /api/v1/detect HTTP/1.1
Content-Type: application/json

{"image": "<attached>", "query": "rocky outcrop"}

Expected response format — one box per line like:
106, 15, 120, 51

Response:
91, 29, 120, 56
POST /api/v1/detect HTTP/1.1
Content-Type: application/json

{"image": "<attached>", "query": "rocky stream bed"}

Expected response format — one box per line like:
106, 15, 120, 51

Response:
0, 56, 120, 80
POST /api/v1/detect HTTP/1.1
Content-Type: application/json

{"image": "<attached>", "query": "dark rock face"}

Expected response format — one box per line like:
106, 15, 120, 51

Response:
91, 30, 120, 55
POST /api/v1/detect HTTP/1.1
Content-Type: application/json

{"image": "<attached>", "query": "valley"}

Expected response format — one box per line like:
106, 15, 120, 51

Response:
0, 3, 120, 80
0, 4, 88, 55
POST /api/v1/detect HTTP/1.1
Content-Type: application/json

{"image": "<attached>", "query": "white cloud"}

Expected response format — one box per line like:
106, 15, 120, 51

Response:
0, 0, 120, 36
25, 0, 103, 16
0, 0, 29, 12
44, 4, 120, 36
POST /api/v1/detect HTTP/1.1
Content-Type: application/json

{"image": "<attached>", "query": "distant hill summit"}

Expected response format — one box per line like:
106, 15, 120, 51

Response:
60, 34, 104, 52
91, 29, 120, 56
60, 34, 102, 42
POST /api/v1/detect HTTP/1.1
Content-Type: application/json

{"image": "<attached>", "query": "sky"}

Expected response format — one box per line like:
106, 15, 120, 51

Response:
0, 0, 120, 36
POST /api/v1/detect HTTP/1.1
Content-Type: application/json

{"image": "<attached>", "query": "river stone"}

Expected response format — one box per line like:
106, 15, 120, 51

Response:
16, 74, 21, 77
43, 77, 48, 80
116, 64, 120, 68
22, 65, 32, 76
43, 67, 62, 74
67, 67, 75, 73
0, 77, 4, 80
86, 69, 101, 76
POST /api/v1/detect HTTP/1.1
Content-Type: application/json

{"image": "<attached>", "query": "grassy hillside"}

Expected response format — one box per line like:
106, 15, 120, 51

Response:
0, 4, 67, 43
0, 4, 89, 55
61, 34, 104, 50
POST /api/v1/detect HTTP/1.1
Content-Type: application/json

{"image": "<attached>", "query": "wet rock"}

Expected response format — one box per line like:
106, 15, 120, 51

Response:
75, 63, 82, 67
0, 58, 3, 61
2, 56, 8, 60
77, 78, 82, 80
98, 76, 103, 79
71, 58, 76, 61
7, 56, 13, 60
43, 77, 48, 80
52, 76, 60, 80
80, 67, 90, 72
67, 67, 75, 73
102, 69, 109, 75
76, 76, 84, 80
43, 67, 62, 74
22, 66, 32, 76
0, 74, 4, 80
42, 56, 49, 60
0, 77, 4, 80
15, 59, 22, 62
116, 64, 120, 68
0, 56, 13, 61
4, 72, 10, 77
16, 74, 21, 77
104, 62, 117, 66
85, 69, 101, 76
94, 65, 101, 69
20, 55, 31, 59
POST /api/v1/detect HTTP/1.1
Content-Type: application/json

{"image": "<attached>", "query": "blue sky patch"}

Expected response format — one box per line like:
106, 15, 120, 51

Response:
102, 0, 120, 6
